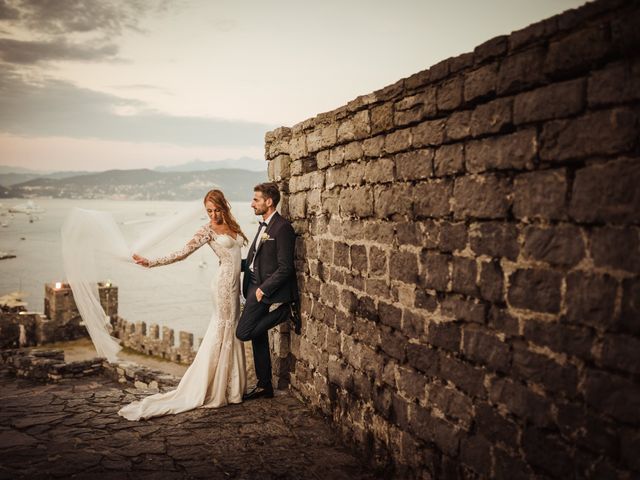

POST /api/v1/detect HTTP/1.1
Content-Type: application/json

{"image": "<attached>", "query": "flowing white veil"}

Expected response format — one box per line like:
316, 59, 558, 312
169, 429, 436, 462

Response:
61, 203, 202, 362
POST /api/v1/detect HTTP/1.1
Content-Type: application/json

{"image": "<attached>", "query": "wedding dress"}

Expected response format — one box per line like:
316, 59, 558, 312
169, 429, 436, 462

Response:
118, 224, 247, 421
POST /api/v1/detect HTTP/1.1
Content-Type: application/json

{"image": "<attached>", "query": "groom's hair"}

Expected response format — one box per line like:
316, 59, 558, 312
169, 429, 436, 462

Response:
254, 182, 280, 207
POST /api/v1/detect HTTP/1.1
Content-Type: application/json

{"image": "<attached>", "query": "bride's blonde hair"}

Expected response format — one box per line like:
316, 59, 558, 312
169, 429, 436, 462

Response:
204, 189, 248, 245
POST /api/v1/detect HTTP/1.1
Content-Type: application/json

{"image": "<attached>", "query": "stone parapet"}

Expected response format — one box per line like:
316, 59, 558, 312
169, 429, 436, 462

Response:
110, 316, 200, 365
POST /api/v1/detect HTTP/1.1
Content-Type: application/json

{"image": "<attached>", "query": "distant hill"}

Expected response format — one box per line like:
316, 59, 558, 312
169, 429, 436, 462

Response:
3, 168, 268, 201
155, 157, 266, 172
0, 170, 90, 186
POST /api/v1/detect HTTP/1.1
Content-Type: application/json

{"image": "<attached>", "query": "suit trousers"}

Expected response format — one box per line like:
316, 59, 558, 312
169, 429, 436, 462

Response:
236, 279, 289, 388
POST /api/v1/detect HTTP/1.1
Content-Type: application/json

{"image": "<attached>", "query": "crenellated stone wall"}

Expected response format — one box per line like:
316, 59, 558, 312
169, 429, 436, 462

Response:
0, 282, 118, 348
265, 0, 640, 478
110, 316, 200, 365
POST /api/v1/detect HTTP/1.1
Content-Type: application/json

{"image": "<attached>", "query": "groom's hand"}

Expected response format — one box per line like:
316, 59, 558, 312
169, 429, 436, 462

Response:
256, 288, 264, 302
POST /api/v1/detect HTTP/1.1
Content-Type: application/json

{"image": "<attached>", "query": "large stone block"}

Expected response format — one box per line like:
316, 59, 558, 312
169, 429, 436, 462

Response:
588, 59, 640, 107
584, 369, 640, 423
522, 224, 585, 267
395, 149, 433, 181
412, 118, 445, 147
541, 108, 637, 163
437, 76, 464, 111
453, 175, 511, 219
374, 183, 413, 219
497, 46, 546, 94
389, 250, 419, 284
337, 110, 370, 143
464, 63, 498, 102
544, 24, 611, 77
406, 343, 439, 376
507, 268, 562, 313
444, 110, 471, 142
620, 278, 640, 335
465, 128, 537, 173
523, 319, 594, 361
434, 144, 464, 177
426, 321, 461, 353
569, 157, 640, 223
511, 343, 578, 397
412, 179, 453, 218
462, 326, 511, 372
600, 333, 640, 375
420, 251, 450, 291
489, 377, 552, 426
306, 124, 337, 153
470, 97, 513, 137
339, 186, 374, 218
394, 87, 437, 126
451, 257, 478, 296
437, 354, 486, 398
384, 128, 412, 154
478, 260, 504, 303
565, 271, 617, 330
370, 102, 394, 135
514, 78, 585, 124
513, 169, 567, 220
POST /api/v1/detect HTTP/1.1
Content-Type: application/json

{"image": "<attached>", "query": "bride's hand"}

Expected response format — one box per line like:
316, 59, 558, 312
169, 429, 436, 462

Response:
132, 253, 150, 268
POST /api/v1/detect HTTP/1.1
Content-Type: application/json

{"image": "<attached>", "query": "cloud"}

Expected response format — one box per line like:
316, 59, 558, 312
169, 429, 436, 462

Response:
0, 0, 173, 66
0, 0, 20, 20
0, 0, 169, 36
0, 37, 118, 63
0, 69, 273, 147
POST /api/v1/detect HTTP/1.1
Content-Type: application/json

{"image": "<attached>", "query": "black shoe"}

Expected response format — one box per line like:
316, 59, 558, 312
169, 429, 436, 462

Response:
243, 385, 274, 401
289, 302, 302, 335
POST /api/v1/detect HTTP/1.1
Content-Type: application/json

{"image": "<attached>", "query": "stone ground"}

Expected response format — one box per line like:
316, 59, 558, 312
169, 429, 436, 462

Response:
0, 367, 380, 479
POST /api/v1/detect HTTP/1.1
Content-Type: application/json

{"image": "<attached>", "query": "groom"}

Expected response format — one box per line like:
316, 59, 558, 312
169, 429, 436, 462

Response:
236, 182, 300, 400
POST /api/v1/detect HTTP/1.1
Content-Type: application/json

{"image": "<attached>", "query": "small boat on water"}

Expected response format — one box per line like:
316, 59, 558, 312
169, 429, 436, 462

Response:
9, 200, 46, 215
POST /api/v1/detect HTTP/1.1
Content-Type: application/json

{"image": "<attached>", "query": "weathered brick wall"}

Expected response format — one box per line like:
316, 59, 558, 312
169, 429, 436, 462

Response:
265, 0, 639, 478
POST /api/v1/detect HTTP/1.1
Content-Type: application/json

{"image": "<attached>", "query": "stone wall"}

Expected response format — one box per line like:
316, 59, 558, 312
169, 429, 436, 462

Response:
111, 316, 200, 365
265, 0, 640, 478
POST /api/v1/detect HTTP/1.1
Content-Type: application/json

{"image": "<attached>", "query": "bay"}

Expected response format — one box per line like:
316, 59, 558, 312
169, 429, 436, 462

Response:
0, 198, 260, 341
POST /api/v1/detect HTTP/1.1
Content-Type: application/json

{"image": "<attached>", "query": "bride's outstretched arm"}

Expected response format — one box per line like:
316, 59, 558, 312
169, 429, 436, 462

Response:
136, 225, 212, 268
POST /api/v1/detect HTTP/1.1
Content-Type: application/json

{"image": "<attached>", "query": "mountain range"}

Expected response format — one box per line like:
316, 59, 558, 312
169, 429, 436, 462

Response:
0, 158, 267, 187
0, 167, 268, 201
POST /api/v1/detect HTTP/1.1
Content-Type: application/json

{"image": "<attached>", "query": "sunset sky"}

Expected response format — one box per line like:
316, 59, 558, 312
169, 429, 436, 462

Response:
0, 0, 586, 172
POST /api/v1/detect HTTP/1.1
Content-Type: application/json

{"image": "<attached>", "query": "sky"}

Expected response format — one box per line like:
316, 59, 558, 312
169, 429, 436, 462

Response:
0, 0, 587, 173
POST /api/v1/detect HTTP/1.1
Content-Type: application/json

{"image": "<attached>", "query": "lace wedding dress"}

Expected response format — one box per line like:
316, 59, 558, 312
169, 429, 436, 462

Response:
118, 224, 247, 421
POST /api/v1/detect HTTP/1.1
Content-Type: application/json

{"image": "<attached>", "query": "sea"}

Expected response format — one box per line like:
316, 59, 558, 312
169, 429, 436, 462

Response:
0, 198, 260, 341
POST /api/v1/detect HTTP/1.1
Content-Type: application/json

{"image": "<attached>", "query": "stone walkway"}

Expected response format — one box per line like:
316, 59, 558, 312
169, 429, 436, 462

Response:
0, 368, 379, 479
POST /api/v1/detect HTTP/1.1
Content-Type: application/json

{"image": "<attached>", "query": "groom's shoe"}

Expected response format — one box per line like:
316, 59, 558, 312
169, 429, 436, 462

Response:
243, 385, 274, 401
288, 302, 302, 335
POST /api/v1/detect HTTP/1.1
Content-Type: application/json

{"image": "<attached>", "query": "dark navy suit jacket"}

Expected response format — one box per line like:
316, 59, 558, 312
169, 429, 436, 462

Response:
242, 212, 298, 304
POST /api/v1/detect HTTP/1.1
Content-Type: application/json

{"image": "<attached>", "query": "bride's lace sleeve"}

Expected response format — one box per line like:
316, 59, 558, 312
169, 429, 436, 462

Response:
148, 225, 213, 267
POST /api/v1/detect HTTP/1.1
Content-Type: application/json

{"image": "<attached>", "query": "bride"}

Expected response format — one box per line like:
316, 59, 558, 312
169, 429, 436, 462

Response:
118, 189, 248, 421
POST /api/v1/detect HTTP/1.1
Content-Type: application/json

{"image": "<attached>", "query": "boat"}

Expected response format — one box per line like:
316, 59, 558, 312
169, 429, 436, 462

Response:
9, 200, 46, 215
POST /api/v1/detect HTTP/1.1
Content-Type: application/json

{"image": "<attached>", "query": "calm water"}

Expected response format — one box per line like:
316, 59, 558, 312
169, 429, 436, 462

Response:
0, 198, 259, 340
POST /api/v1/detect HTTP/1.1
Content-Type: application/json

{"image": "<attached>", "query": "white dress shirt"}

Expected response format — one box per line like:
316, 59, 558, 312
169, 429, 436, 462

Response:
249, 211, 276, 272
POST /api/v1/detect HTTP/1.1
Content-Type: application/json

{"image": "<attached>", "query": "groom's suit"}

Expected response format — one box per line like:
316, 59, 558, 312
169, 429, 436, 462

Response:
236, 211, 298, 389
